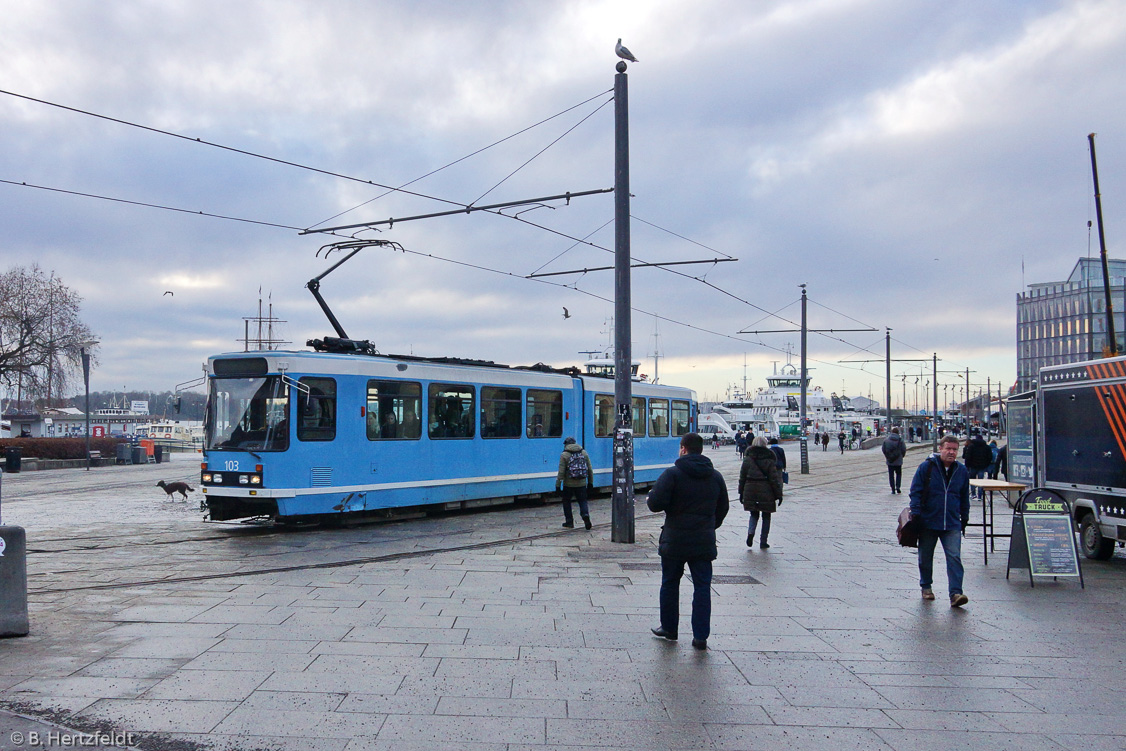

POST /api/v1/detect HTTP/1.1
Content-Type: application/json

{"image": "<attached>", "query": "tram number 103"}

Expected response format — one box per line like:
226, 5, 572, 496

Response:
224, 460, 240, 471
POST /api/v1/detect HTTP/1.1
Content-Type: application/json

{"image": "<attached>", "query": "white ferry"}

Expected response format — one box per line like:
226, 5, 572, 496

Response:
700, 363, 881, 439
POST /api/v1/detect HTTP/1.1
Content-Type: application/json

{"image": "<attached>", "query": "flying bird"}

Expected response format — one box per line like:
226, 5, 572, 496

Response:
562, 307, 571, 320
615, 39, 638, 63
163, 290, 174, 296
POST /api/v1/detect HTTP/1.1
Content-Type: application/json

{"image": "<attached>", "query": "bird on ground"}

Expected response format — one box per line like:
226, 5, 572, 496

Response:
163, 290, 173, 296
615, 39, 638, 63
562, 307, 571, 320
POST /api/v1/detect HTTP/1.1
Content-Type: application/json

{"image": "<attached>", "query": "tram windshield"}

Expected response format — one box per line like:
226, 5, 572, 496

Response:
206, 376, 290, 451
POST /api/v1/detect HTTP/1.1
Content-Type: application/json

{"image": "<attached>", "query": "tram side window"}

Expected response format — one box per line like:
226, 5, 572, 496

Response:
672, 399, 691, 436
297, 377, 336, 441
367, 380, 422, 440
632, 397, 647, 437
428, 383, 475, 439
649, 399, 669, 437
482, 386, 522, 438
595, 395, 615, 437
526, 389, 563, 438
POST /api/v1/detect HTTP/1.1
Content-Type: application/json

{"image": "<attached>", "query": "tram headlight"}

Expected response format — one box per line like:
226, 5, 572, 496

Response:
202, 473, 213, 483
250, 475, 261, 485
239, 475, 249, 484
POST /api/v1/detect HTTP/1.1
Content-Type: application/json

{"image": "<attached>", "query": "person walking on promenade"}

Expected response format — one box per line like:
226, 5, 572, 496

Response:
735, 430, 747, 458
838, 430, 847, 454
821, 432, 830, 452
646, 432, 729, 650
555, 437, 594, 529
996, 443, 1008, 480
739, 436, 783, 549
768, 436, 787, 488
909, 434, 971, 607
962, 430, 993, 499
986, 440, 1000, 480
882, 426, 907, 494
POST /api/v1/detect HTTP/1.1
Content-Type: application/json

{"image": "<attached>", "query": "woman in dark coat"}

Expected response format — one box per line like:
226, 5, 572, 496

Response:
738, 436, 784, 549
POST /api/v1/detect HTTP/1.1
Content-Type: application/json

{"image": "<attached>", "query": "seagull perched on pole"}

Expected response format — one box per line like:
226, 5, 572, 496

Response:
615, 38, 638, 63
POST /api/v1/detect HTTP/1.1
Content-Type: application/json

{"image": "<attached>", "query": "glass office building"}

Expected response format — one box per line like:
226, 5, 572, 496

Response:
1016, 257, 1126, 391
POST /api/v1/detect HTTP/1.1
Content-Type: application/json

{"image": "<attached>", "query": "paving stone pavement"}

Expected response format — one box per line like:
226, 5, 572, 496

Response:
1, 441, 1125, 750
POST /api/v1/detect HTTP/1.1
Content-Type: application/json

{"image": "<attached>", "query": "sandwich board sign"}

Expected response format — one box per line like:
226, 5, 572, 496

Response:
1006, 488, 1084, 588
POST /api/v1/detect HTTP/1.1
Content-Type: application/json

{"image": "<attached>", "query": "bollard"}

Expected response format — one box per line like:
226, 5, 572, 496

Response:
0, 526, 30, 637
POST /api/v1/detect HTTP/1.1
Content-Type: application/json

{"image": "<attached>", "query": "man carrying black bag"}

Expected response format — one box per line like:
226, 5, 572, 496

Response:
909, 434, 971, 608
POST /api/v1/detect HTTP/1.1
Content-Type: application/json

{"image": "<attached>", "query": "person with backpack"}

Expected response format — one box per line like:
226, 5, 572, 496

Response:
882, 426, 907, 494
556, 436, 594, 529
909, 434, 971, 607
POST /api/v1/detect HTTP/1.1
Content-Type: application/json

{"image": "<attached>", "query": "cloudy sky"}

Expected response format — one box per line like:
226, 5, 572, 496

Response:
2, 0, 1123, 408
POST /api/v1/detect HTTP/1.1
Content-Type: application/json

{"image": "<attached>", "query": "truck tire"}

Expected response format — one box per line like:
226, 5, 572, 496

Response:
1080, 515, 1115, 560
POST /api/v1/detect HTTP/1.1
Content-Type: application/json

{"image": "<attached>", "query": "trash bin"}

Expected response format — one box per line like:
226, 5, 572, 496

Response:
154, 445, 164, 464
3, 447, 20, 473
131, 446, 146, 465
115, 443, 131, 465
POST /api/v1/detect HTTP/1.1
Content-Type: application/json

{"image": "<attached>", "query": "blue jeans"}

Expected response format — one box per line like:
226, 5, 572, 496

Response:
917, 528, 964, 596
969, 468, 987, 498
659, 557, 712, 641
561, 486, 589, 523
748, 510, 771, 543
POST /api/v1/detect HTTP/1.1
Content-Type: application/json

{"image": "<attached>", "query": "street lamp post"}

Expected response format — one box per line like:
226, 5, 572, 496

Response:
82, 347, 92, 470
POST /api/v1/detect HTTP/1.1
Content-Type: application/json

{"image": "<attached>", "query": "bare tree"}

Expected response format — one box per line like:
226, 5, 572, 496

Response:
0, 264, 97, 407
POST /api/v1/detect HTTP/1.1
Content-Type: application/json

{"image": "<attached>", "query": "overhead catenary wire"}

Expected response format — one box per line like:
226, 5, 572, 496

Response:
0, 88, 971, 383
375, 242, 881, 377
467, 97, 614, 207
307, 89, 614, 231
0, 178, 306, 232
0, 85, 806, 335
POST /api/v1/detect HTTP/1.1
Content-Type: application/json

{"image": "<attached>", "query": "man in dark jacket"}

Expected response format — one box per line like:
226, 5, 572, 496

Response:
646, 432, 729, 650
881, 427, 907, 494
909, 434, 971, 607
962, 430, 993, 499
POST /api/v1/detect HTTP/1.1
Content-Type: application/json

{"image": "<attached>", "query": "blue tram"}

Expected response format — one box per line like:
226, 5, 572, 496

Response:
200, 345, 696, 522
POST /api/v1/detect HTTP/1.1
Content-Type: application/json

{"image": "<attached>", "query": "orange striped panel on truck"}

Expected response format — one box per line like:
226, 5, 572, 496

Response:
1088, 361, 1126, 462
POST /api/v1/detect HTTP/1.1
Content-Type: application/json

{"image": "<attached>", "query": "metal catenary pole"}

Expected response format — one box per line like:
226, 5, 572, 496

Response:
965, 368, 971, 431
82, 348, 91, 470
885, 330, 892, 435
932, 353, 938, 452
612, 60, 634, 544
799, 285, 809, 474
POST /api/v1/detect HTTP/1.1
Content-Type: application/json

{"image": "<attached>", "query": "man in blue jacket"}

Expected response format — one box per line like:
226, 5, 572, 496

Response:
646, 432, 730, 650
909, 434, 971, 608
